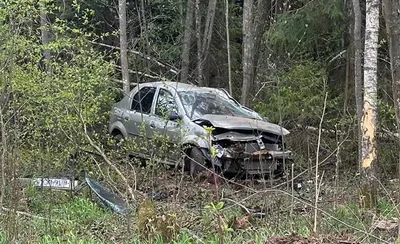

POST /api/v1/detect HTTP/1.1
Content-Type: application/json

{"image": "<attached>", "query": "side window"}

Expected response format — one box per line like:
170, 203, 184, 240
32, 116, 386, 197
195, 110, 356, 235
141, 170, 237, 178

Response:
155, 89, 177, 118
131, 87, 156, 114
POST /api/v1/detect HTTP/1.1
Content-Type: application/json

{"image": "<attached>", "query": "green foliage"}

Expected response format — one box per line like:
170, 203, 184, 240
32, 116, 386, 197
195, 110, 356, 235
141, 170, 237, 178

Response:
137, 199, 179, 242
325, 203, 365, 232
1, 0, 117, 174
138, 199, 157, 238
53, 197, 112, 222
255, 62, 338, 126
204, 201, 224, 211
144, 0, 183, 64
377, 198, 398, 218
0, 232, 6, 244
378, 99, 397, 130
266, 0, 345, 61
40, 235, 101, 244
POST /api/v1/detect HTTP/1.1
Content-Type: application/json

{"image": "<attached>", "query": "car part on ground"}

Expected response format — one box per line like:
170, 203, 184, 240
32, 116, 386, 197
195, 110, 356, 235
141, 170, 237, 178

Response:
19, 171, 131, 215
84, 172, 131, 215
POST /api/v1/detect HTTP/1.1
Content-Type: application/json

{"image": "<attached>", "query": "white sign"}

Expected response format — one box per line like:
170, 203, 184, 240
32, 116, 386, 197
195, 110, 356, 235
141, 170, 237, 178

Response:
32, 178, 77, 190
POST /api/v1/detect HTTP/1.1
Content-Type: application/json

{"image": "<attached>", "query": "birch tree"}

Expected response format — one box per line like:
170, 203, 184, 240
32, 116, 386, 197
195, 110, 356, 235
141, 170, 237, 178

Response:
360, 0, 380, 208
119, 0, 129, 93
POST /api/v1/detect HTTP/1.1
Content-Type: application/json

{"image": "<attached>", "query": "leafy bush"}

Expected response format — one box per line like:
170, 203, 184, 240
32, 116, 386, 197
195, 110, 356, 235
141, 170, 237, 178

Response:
1, 1, 117, 175
255, 62, 338, 126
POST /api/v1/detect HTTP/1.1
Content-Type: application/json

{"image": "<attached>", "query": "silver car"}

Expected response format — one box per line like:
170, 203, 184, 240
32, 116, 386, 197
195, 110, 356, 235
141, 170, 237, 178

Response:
108, 81, 291, 176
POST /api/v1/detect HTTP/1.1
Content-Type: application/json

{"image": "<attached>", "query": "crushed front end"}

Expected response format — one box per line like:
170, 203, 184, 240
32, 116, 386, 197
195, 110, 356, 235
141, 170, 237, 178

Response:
210, 130, 292, 176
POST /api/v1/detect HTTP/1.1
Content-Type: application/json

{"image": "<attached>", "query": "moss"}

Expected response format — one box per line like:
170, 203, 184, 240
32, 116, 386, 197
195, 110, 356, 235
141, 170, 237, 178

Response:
137, 200, 179, 243
137, 199, 157, 239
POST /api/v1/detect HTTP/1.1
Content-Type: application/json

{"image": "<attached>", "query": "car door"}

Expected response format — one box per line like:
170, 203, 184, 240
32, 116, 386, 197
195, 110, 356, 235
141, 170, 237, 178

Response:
124, 86, 157, 145
148, 88, 182, 160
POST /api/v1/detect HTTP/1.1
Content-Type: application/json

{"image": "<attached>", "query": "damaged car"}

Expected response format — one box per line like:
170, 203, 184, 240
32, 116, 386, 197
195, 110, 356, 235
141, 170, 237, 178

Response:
108, 81, 292, 176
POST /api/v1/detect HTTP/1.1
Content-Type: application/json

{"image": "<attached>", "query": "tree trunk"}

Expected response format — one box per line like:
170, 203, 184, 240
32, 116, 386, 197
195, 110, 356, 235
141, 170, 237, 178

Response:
250, 0, 269, 91
0, 103, 6, 208
360, 0, 380, 209
180, 0, 195, 84
140, 0, 150, 72
195, 0, 202, 84
352, 0, 363, 172
198, 0, 217, 87
225, 0, 232, 95
383, 0, 400, 129
241, 0, 269, 106
241, 0, 254, 105
382, 0, 400, 228
119, 0, 130, 93
39, 0, 51, 74
343, 0, 354, 113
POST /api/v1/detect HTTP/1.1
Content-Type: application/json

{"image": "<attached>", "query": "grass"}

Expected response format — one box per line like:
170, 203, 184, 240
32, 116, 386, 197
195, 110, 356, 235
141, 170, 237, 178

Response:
1, 171, 400, 244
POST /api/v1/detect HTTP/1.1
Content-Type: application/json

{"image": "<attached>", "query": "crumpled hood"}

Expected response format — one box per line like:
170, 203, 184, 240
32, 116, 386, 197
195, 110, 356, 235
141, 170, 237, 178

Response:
193, 114, 290, 136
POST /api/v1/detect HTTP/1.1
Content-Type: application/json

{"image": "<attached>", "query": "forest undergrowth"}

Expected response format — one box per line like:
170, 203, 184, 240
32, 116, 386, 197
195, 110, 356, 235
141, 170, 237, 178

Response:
1, 131, 399, 244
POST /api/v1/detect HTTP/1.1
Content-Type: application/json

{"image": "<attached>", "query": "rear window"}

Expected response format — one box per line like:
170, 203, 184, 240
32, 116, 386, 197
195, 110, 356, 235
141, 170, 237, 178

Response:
131, 86, 156, 114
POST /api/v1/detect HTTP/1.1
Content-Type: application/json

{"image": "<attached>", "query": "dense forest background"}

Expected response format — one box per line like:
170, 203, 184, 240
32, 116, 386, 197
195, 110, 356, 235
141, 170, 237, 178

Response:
1, 0, 400, 243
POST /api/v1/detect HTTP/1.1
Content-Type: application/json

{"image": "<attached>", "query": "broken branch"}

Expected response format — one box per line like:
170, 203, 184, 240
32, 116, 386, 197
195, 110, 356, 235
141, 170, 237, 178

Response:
78, 111, 136, 201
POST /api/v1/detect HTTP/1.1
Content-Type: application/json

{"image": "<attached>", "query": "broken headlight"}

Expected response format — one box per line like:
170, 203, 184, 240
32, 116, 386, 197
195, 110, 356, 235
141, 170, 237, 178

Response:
213, 144, 225, 158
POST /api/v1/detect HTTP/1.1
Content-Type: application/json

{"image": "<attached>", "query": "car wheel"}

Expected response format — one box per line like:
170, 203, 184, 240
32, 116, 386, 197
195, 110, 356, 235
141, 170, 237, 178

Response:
189, 147, 207, 176
273, 162, 285, 178
110, 132, 124, 151
114, 133, 124, 143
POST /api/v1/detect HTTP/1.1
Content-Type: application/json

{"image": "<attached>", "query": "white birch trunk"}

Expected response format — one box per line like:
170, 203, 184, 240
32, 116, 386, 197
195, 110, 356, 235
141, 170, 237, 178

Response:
360, 0, 380, 208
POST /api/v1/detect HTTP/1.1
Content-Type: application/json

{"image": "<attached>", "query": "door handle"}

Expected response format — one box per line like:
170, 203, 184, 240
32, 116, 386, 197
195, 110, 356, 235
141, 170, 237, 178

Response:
124, 116, 129, 121
149, 121, 156, 129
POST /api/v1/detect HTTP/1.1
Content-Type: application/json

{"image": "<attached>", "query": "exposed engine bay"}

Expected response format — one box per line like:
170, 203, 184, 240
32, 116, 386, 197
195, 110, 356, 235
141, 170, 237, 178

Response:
194, 117, 292, 176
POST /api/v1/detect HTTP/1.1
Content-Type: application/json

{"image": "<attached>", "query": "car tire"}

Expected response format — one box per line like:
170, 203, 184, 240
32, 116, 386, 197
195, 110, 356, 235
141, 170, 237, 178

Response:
273, 162, 285, 178
110, 132, 124, 151
114, 133, 124, 143
189, 147, 207, 176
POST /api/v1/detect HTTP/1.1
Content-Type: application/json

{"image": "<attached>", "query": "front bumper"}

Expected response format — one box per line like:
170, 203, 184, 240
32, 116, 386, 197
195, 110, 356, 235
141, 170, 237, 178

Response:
202, 147, 292, 175
223, 148, 292, 175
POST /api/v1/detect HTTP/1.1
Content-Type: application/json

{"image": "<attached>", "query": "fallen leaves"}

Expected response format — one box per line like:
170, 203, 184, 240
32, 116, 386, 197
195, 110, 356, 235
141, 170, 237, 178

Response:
265, 235, 318, 244
232, 214, 253, 229
373, 218, 399, 231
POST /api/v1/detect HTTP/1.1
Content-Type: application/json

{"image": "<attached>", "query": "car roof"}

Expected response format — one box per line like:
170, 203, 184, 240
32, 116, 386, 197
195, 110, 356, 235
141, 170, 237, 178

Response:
136, 81, 221, 93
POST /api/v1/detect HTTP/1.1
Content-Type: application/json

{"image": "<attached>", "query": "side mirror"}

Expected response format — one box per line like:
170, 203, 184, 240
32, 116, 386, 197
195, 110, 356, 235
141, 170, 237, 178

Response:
168, 111, 181, 121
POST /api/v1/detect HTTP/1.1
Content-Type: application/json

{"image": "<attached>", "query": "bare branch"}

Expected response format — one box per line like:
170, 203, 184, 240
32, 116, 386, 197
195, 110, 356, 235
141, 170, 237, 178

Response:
90, 41, 179, 75
78, 111, 136, 201
313, 91, 328, 233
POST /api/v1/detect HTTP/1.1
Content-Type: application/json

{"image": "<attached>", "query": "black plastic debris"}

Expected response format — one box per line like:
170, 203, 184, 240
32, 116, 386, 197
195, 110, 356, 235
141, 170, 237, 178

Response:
84, 173, 131, 215
150, 192, 169, 201
240, 205, 266, 218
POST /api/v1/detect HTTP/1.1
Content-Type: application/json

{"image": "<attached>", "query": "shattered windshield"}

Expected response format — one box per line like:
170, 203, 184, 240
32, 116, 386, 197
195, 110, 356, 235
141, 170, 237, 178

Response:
178, 90, 256, 120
